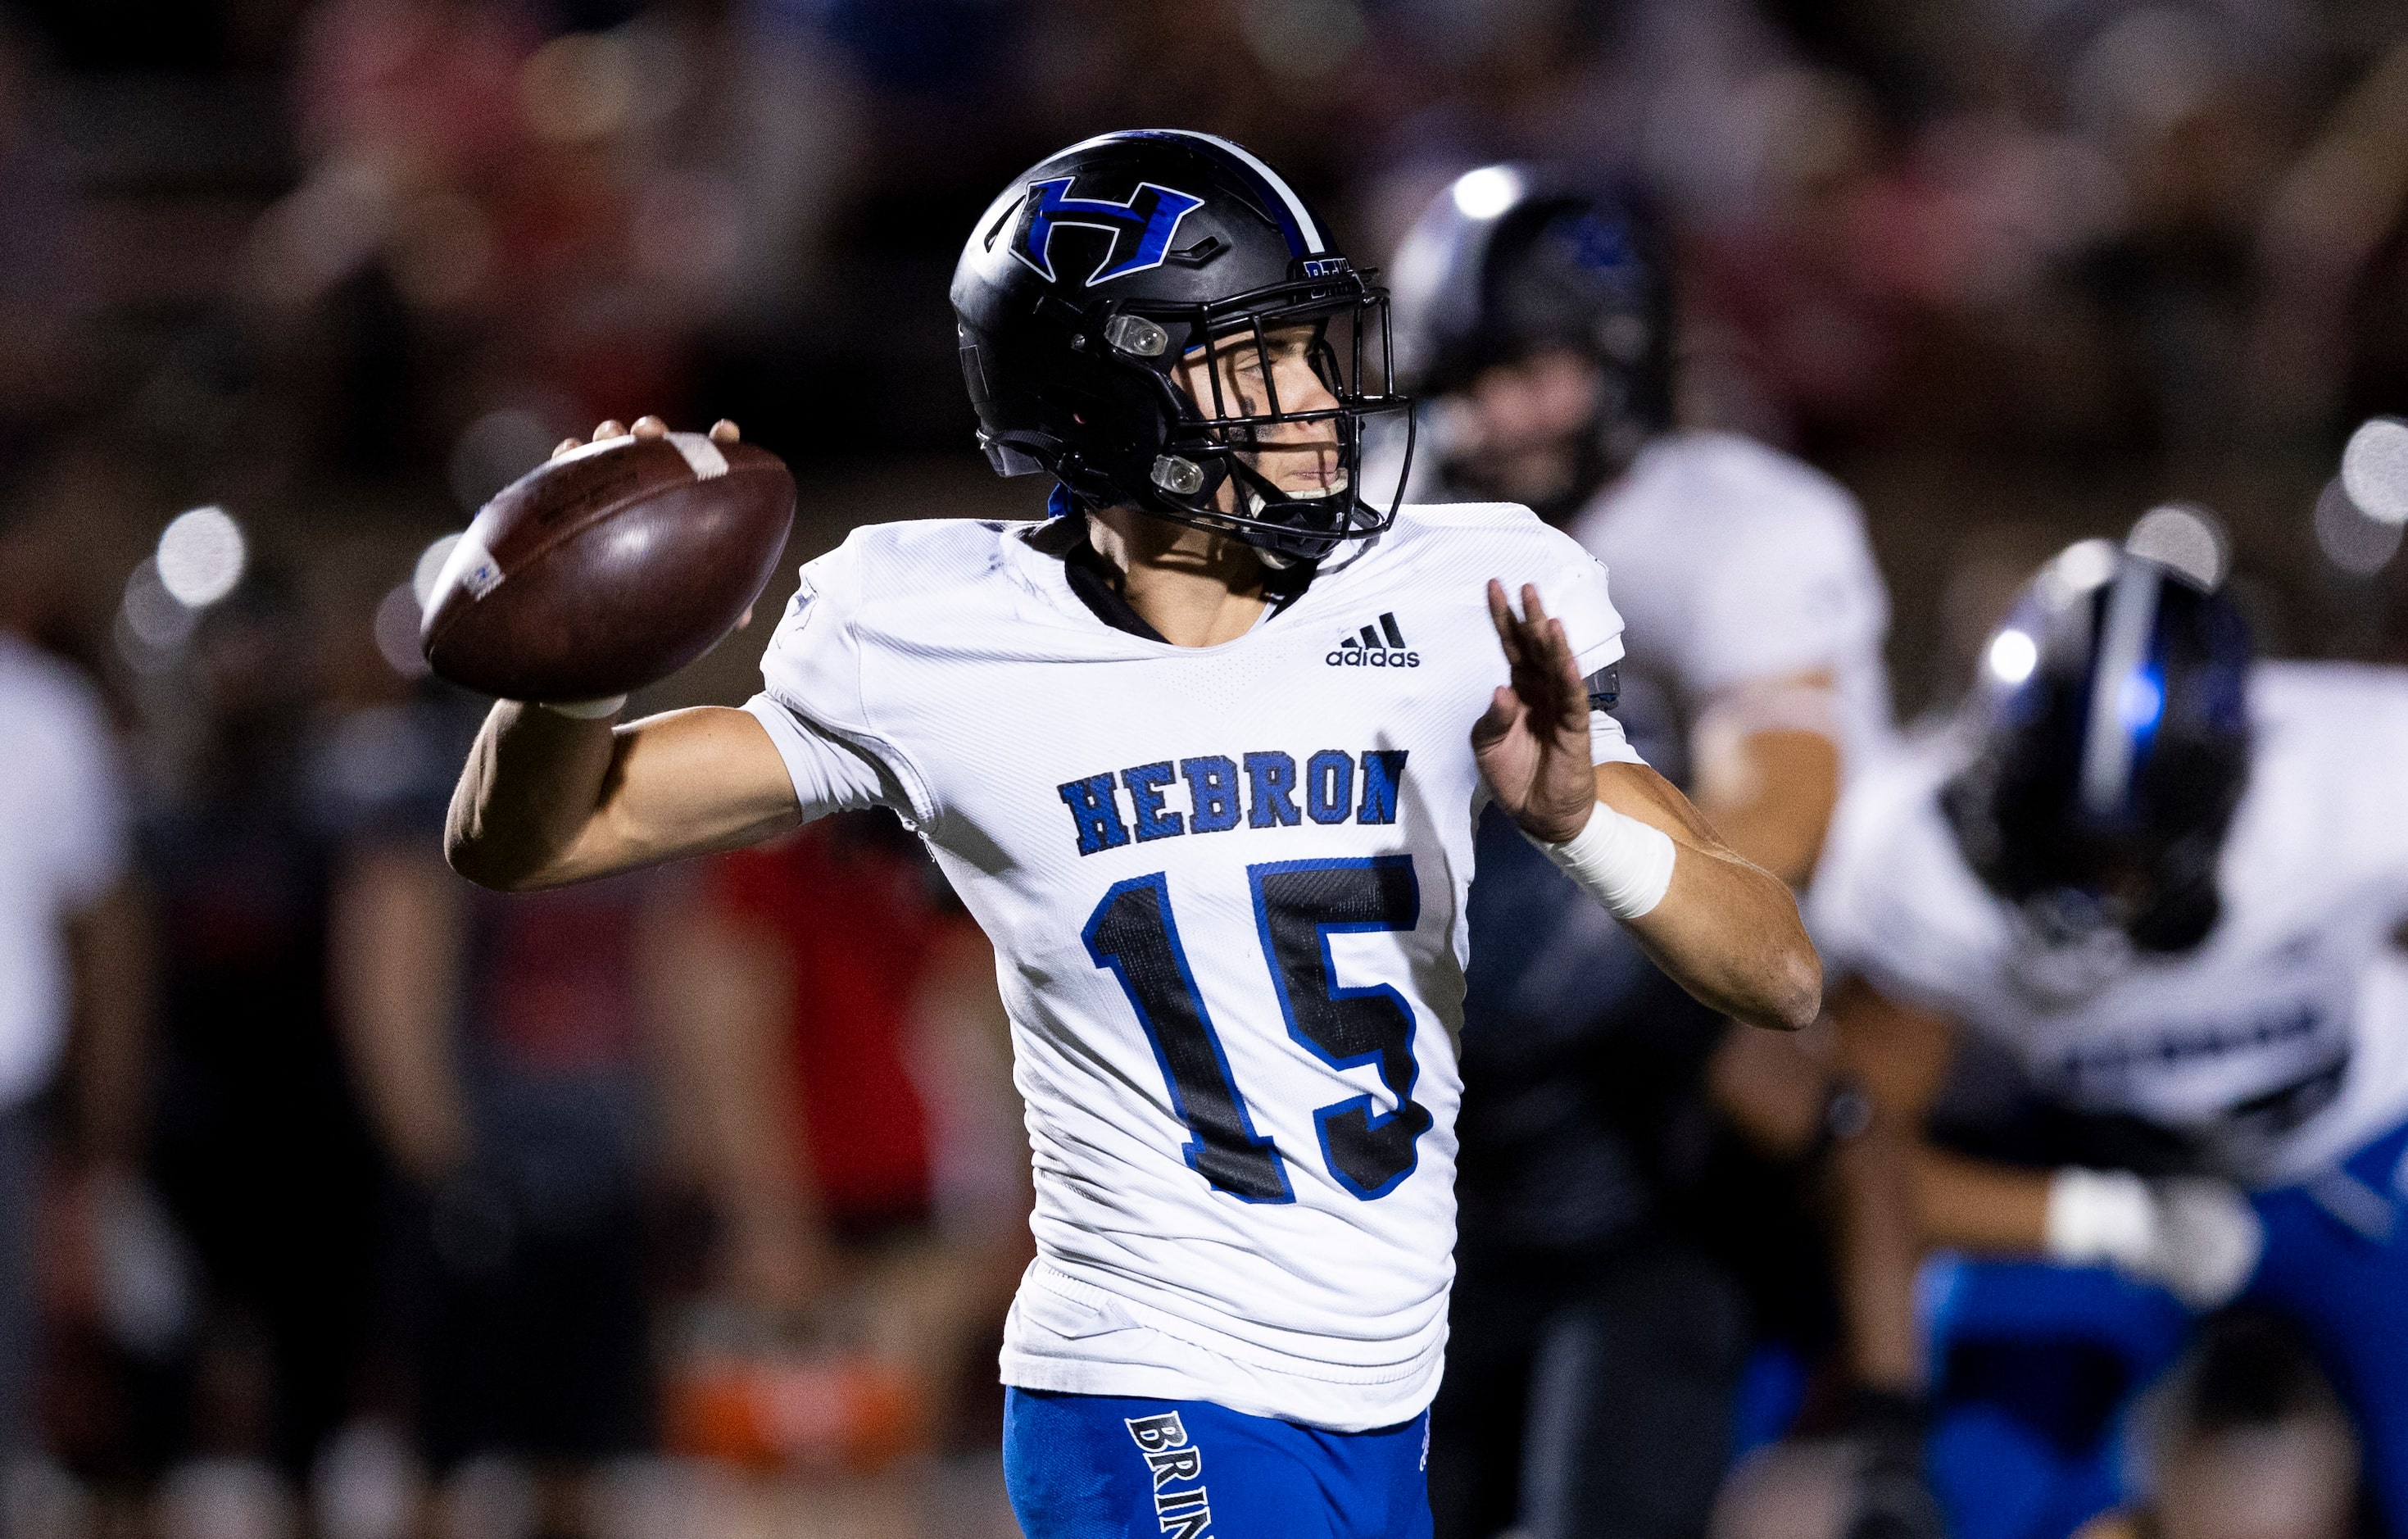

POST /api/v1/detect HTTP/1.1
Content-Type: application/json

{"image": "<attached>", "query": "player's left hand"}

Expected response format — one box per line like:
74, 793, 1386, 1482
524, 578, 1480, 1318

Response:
1472, 579, 1598, 844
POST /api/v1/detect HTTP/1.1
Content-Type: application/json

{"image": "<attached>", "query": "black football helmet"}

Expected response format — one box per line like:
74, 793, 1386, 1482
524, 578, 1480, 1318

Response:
1387, 165, 1673, 519
1943, 533, 2253, 954
952, 129, 1413, 566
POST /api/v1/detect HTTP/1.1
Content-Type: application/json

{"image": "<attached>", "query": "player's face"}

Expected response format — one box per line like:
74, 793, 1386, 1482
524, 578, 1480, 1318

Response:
1177, 322, 1345, 505
1440, 348, 1603, 504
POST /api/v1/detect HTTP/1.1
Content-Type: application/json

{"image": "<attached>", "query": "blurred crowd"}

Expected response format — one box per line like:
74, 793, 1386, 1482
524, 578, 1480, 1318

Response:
2, 533, 1040, 1537
5, 0, 2408, 684
7, 0, 2408, 1536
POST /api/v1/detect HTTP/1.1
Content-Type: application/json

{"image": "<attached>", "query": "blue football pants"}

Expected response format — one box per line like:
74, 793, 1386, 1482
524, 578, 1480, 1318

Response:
2249, 1118, 2408, 1538
1004, 1387, 1435, 1539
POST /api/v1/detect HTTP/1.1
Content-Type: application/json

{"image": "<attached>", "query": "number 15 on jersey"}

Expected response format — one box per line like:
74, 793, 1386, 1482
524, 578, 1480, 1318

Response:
1082, 855, 1435, 1205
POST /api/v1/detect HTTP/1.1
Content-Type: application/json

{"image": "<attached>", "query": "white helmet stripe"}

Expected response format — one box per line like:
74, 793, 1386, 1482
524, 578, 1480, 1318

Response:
2080, 558, 2161, 819
1151, 129, 1326, 253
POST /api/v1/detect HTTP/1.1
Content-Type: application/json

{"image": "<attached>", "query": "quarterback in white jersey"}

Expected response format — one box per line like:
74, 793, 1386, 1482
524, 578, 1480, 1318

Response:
748, 501, 1648, 1428
442, 131, 1816, 1538
1812, 532, 2408, 1532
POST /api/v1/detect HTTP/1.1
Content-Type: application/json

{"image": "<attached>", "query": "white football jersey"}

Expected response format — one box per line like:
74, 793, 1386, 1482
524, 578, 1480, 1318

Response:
1810, 663, 2408, 1186
1569, 430, 1893, 776
741, 504, 1642, 1429
0, 634, 128, 1112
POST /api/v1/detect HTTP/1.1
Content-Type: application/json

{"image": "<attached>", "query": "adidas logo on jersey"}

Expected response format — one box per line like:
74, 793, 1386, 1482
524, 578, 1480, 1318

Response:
1327, 611, 1418, 668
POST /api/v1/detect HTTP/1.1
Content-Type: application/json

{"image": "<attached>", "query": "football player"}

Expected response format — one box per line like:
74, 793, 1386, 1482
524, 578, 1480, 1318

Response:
1388, 169, 1914, 1539
1389, 165, 1894, 870
1812, 523, 2408, 1535
442, 131, 1818, 1538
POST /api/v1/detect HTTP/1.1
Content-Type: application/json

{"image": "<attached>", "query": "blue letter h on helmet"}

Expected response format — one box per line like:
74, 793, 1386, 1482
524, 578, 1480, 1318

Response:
1010, 177, 1208, 288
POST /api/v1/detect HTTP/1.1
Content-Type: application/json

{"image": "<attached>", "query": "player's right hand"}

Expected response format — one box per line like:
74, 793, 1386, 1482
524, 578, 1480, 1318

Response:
1472, 579, 1599, 844
553, 415, 742, 458
2146, 1176, 2265, 1310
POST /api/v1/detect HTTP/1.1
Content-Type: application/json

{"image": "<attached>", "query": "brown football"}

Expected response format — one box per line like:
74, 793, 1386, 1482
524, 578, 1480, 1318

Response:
420, 432, 796, 701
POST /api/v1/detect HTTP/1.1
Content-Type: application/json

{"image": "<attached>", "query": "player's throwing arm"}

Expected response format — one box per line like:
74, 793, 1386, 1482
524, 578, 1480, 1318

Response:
1473, 579, 1821, 1033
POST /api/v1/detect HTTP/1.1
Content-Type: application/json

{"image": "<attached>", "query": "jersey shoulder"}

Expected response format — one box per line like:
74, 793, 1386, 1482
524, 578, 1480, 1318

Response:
1808, 727, 2003, 1002
794, 517, 1036, 619
760, 519, 1040, 738
1392, 497, 1574, 548
2230, 661, 2408, 895
1380, 502, 1625, 662
1576, 433, 1888, 692
2246, 661, 2408, 804
1669, 430, 1863, 524
1385, 499, 1613, 582
0, 633, 109, 733
2251, 660, 2408, 733
1589, 430, 1866, 544
0, 636, 126, 892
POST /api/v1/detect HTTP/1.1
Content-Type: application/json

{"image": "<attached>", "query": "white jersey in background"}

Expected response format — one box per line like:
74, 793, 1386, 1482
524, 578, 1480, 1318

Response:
741, 504, 1642, 1430
1570, 429, 1893, 779
0, 634, 129, 1114
1810, 663, 2408, 1187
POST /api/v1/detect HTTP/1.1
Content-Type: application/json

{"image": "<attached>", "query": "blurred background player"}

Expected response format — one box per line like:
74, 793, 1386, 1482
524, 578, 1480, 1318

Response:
333, 715, 682, 1536
1388, 167, 1919, 1539
2081, 1312, 2364, 1539
0, 456, 145, 1508
668, 810, 1031, 1457
1813, 515, 2408, 1538
135, 567, 387, 1505
324, 662, 1032, 1536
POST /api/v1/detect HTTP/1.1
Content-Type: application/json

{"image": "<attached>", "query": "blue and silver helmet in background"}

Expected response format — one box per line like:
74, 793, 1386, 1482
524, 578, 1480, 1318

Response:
1387, 164, 1672, 520
1944, 509, 2253, 954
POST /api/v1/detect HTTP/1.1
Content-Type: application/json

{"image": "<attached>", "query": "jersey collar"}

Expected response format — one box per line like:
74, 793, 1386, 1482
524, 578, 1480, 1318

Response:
1039, 520, 1317, 645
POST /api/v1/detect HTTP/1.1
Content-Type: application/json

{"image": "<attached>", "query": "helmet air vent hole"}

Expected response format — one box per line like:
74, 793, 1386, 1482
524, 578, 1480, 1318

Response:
1151, 455, 1206, 496
1166, 235, 1227, 269
1105, 314, 1170, 357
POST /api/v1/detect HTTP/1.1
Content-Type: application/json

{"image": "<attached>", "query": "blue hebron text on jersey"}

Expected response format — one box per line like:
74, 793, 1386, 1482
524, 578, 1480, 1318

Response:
1059, 749, 1408, 856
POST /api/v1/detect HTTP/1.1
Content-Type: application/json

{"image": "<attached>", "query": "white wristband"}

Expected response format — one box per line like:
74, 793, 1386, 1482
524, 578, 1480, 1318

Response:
2043, 1167, 2156, 1268
537, 694, 628, 720
2046, 1167, 2263, 1309
1525, 801, 1677, 919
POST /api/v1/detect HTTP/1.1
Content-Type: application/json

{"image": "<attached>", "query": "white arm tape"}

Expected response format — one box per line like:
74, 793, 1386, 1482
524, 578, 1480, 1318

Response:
2044, 1167, 2155, 1267
537, 694, 628, 720
1525, 801, 1678, 919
